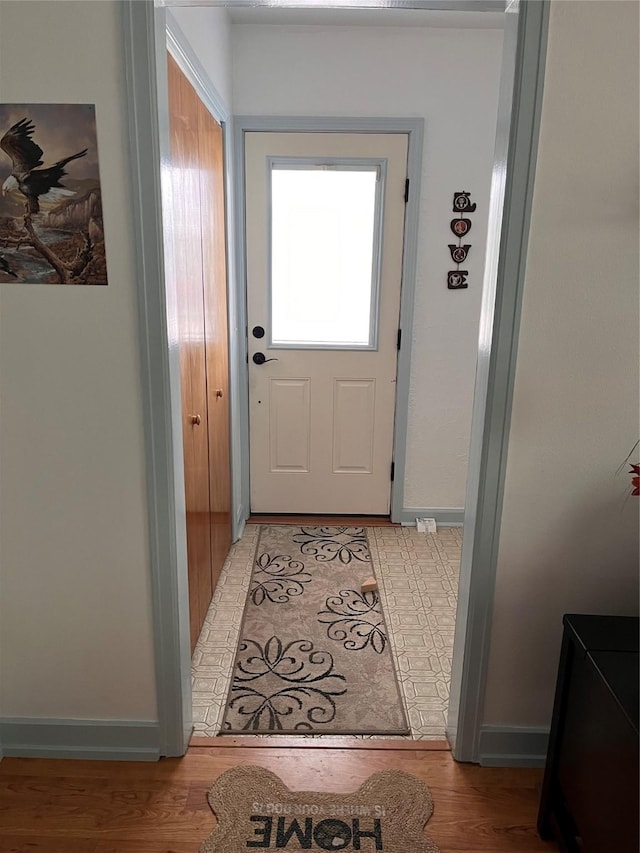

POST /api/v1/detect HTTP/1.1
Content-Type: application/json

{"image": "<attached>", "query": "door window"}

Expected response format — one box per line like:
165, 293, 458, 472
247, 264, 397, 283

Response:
269, 158, 385, 349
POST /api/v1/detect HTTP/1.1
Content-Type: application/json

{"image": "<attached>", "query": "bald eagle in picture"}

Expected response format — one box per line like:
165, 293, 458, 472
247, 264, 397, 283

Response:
1, 117, 87, 214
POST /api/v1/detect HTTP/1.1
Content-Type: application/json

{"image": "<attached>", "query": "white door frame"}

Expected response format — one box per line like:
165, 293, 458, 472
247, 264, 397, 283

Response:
234, 116, 424, 523
122, 0, 549, 760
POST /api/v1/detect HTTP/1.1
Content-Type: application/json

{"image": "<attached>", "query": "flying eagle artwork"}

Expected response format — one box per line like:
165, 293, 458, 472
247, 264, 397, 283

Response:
1, 117, 87, 214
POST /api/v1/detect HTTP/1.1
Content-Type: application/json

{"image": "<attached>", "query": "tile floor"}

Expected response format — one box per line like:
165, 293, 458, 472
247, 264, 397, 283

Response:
192, 524, 461, 739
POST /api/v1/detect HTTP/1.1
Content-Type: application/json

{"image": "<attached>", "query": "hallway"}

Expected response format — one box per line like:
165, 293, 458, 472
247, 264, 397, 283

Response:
192, 524, 460, 739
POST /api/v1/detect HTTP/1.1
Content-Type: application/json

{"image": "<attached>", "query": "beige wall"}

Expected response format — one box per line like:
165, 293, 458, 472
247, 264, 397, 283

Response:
484, 0, 640, 727
0, 1, 157, 720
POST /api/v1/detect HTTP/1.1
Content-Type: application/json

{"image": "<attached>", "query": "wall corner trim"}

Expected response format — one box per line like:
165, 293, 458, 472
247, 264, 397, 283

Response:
478, 725, 549, 767
123, 0, 192, 758
166, 9, 230, 122
0, 719, 161, 762
235, 505, 247, 543
447, 0, 551, 763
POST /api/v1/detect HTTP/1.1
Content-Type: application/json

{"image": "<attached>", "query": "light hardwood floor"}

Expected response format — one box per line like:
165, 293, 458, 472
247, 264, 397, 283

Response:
0, 747, 554, 852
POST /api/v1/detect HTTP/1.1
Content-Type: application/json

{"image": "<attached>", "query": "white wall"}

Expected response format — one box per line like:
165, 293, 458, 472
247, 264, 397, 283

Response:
0, 1, 157, 720
168, 6, 233, 111
232, 23, 504, 512
484, 0, 640, 727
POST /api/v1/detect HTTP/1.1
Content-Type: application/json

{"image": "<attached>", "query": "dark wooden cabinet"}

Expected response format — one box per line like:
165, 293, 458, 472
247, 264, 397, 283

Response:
538, 614, 639, 852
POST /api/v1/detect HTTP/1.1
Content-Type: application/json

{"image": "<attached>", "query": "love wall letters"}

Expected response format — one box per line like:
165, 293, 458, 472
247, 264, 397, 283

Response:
448, 191, 477, 289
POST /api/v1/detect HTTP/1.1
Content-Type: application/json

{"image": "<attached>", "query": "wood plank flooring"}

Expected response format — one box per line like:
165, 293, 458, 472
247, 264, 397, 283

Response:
0, 747, 554, 852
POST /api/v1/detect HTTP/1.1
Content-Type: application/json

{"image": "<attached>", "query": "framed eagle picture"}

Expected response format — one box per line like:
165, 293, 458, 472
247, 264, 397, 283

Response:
0, 103, 108, 285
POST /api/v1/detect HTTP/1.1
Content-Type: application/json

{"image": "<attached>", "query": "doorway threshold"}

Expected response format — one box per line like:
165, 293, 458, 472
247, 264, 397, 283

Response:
190, 735, 450, 751
248, 514, 400, 527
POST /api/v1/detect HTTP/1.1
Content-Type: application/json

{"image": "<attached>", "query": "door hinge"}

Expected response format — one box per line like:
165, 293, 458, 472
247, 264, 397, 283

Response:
390, 461, 395, 481
404, 178, 410, 203
397, 328, 402, 350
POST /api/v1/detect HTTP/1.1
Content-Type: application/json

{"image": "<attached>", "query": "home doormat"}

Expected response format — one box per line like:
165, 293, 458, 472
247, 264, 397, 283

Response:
220, 526, 409, 735
199, 765, 441, 852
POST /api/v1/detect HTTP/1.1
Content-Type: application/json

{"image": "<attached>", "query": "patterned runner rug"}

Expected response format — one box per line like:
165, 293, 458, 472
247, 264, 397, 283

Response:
220, 525, 409, 735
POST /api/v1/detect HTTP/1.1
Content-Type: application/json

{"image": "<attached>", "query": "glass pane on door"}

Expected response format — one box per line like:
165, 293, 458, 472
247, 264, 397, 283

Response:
270, 164, 382, 349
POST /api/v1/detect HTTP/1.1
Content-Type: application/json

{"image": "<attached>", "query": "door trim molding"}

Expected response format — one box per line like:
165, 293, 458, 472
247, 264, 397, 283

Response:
123, 0, 192, 757
233, 115, 424, 521
448, 0, 550, 761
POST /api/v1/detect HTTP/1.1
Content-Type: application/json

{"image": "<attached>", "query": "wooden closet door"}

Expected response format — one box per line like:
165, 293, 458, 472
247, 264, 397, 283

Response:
197, 101, 232, 590
166, 54, 213, 651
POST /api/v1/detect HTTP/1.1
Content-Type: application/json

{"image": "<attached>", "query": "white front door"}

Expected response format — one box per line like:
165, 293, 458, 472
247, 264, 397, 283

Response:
245, 132, 408, 514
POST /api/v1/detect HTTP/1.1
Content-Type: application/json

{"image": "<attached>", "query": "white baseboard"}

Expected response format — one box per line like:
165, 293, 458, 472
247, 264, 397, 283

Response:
397, 507, 464, 527
0, 718, 161, 761
478, 725, 549, 767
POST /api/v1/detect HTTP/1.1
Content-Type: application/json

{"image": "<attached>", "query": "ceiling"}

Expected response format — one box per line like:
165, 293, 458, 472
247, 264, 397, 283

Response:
225, 8, 504, 27
162, 1, 506, 29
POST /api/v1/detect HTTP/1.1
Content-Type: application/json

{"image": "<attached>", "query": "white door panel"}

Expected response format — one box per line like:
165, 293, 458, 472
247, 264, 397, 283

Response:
246, 132, 407, 514
332, 379, 376, 474
268, 378, 311, 473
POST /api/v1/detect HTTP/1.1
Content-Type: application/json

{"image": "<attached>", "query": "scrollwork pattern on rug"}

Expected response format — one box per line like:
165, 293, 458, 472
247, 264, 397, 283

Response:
250, 552, 312, 605
226, 636, 347, 731
292, 526, 371, 564
318, 589, 387, 654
